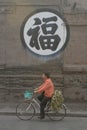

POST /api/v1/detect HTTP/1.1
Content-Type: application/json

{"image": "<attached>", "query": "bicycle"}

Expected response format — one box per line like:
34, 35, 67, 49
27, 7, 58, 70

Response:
16, 91, 66, 121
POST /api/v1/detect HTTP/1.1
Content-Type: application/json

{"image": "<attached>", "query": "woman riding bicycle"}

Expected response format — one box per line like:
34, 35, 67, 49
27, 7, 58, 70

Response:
34, 72, 55, 119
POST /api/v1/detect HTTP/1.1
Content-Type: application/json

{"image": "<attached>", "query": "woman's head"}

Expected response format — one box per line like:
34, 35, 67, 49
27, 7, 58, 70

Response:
42, 72, 50, 80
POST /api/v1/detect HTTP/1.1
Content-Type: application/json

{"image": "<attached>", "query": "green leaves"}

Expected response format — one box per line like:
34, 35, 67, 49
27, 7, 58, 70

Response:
51, 90, 64, 110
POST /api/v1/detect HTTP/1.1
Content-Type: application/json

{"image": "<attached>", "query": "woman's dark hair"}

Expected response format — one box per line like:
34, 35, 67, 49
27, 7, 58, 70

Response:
44, 72, 50, 78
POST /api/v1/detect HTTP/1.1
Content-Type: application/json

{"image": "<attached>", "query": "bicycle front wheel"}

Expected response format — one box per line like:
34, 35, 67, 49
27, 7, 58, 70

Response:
16, 101, 35, 121
47, 104, 66, 121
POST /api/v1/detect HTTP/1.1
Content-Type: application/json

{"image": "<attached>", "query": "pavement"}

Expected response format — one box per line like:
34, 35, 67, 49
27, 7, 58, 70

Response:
0, 102, 87, 117
0, 116, 87, 130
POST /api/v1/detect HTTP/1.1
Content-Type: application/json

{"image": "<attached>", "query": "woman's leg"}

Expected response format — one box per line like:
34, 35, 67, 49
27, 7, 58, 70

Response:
37, 92, 44, 102
40, 96, 50, 119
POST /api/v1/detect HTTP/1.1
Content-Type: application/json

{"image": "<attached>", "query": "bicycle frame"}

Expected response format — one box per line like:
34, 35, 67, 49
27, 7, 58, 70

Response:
25, 94, 50, 113
32, 98, 40, 109
16, 93, 67, 121
26, 94, 40, 110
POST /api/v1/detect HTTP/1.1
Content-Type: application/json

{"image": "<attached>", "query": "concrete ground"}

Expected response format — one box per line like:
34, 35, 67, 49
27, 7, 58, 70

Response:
0, 116, 87, 130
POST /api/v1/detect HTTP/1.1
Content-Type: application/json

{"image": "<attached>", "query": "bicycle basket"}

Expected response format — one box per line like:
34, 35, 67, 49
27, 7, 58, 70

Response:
24, 91, 33, 99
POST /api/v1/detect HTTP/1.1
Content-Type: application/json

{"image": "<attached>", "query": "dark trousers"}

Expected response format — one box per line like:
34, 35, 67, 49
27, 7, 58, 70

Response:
38, 92, 51, 117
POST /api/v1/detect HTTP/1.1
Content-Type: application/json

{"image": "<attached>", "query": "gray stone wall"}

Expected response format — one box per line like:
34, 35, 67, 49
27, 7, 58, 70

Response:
0, 0, 87, 102
63, 65, 87, 101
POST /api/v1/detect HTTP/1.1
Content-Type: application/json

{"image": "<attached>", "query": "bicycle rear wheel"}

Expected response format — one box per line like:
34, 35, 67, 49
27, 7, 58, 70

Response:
16, 101, 35, 121
47, 104, 66, 121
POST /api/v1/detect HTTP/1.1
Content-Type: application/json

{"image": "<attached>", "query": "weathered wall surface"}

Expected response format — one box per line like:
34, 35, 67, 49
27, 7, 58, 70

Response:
63, 0, 87, 101
0, 0, 87, 102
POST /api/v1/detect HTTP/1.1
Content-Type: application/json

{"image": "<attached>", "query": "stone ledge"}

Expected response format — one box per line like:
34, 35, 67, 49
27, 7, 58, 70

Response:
63, 65, 87, 74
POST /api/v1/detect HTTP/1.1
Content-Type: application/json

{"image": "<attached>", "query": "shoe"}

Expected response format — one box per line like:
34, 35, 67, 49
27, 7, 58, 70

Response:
38, 116, 45, 119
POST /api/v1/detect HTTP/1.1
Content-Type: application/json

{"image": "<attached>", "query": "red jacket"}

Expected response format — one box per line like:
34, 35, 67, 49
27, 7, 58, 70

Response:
37, 78, 54, 98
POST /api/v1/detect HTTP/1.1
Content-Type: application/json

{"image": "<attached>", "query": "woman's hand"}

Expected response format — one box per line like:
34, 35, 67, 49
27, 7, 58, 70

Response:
34, 88, 38, 93
34, 90, 37, 93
